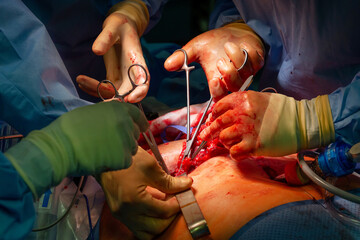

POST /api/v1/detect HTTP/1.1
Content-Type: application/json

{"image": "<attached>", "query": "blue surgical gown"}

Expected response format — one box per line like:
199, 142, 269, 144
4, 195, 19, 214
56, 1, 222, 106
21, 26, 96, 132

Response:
0, 153, 35, 239
0, 0, 167, 238
210, 0, 360, 146
0, 0, 167, 135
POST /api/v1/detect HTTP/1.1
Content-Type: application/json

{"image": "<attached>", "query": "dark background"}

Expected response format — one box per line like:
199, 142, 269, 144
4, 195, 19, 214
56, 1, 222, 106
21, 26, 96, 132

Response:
144, 0, 215, 46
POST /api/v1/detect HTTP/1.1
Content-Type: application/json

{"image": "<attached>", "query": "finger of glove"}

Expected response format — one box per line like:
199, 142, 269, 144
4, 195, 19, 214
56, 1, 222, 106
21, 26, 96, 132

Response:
116, 119, 139, 165
200, 110, 236, 141
104, 101, 140, 155
229, 135, 254, 159
125, 84, 149, 103
224, 42, 253, 78
121, 103, 149, 133
131, 126, 140, 155
211, 95, 239, 121
103, 46, 121, 81
141, 194, 181, 218
231, 39, 265, 74
217, 57, 245, 92
125, 62, 150, 103
208, 75, 228, 101
117, 28, 150, 103
92, 16, 123, 55
242, 36, 265, 73
164, 45, 196, 72
77, 75, 117, 99
219, 122, 254, 149
147, 164, 192, 194
76, 75, 103, 98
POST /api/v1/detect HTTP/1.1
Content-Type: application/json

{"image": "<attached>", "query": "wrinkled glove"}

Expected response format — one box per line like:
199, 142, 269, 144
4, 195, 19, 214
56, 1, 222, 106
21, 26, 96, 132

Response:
77, 0, 150, 103
5, 101, 148, 198
100, 147, 192, 240
164, 22, 265, 101
200, 91, 335, 158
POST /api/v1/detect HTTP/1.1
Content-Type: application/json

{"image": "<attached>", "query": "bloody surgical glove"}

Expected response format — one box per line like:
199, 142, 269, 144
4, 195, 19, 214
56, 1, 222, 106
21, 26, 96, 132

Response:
164, 22, 265, 101
100, 147, 192, 240
77, 0, 150, 103
200, 91, 335, 158
5, 101, 149, 198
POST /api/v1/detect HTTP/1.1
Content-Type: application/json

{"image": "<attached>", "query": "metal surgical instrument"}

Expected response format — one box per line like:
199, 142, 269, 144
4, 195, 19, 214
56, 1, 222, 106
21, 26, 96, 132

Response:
97, 64, 168, 173
190, 49, 254, 160
174, 49, 212, 168
174, 49, 211, 239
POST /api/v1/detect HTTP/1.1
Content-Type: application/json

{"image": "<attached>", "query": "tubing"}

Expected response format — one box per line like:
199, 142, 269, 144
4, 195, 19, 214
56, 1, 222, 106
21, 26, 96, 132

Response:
298, 151, 360, 204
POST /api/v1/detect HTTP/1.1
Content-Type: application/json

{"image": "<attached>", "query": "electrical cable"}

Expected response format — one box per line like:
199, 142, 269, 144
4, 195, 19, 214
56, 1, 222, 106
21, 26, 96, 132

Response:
83, 194, 94, 240
32, 176, 85, 232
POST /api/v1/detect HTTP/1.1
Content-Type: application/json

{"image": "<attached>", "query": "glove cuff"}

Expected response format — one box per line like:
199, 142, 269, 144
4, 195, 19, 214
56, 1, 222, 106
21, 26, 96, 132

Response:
258, 93, 300, 156
4, 136, 55, 199
298, 95, 335, 149
109, 0, 150, 36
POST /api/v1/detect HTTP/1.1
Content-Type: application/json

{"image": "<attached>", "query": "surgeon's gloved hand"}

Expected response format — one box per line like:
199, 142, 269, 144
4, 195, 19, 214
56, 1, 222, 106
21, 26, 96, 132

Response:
100, 147, 192, 240
5, 101, 149, 199
77, 0, 150, 103
164, 22, 265, 101
200, 91, 335, 159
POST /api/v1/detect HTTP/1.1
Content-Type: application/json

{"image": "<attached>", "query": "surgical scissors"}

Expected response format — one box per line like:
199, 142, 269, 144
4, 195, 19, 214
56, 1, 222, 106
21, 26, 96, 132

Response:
97, 64, 169, 173
97, 63, 148, 102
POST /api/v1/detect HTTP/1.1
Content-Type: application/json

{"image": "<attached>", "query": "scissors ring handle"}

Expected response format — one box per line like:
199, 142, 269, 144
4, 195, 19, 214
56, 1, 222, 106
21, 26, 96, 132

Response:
127, 63, 148, 87
97, 80, 120, 101
235, 48, 248, 72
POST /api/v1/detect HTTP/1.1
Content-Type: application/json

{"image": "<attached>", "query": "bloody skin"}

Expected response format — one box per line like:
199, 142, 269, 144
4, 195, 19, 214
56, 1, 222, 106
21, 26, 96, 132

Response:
173, 124, 228, 176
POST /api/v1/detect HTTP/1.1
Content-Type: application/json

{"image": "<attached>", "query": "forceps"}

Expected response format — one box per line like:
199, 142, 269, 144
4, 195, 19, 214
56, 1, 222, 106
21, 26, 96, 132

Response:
174, 49, 210, 239
173, 49, 199, 168
173, 49, 213, 168
97, 64, 169, 173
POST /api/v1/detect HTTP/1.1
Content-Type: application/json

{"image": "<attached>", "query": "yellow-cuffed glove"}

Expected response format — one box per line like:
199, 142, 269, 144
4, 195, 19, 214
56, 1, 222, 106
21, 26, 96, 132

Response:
77, 0, 150, 103
200, 91, 335, 158
5, 101, 148, 199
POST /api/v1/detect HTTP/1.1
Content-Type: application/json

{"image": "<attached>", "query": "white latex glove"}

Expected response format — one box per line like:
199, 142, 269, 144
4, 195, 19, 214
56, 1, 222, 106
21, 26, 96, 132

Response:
200, 91, 335, 158
100, 147, 192, 240
165, 22, 265, 101
77, 0, 150, 103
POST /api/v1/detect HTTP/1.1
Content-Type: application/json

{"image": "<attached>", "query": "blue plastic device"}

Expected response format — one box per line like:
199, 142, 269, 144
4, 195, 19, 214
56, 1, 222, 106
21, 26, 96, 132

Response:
318, 141, 357, 177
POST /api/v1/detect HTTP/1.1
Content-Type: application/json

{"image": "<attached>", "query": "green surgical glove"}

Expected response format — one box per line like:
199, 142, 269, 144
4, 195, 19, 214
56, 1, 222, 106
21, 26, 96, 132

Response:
5, 101, 148, 198
200, 91, 335, 158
